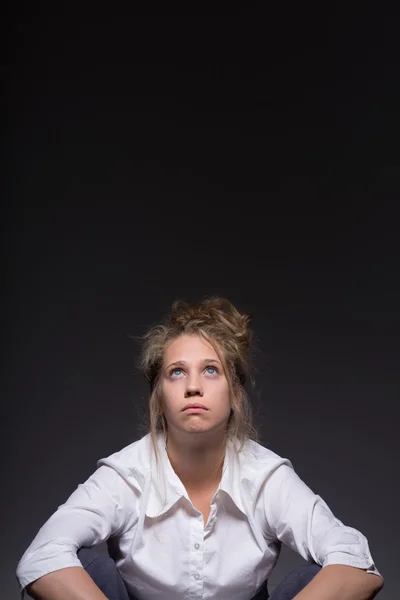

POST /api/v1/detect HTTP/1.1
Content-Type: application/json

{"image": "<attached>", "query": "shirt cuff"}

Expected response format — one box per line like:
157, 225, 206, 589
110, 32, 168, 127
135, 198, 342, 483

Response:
322, 552, 384, 581
17, 555, 83, 591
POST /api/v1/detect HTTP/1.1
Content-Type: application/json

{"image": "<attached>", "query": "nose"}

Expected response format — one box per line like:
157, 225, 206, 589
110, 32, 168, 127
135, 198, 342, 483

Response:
184, 373, 203, 398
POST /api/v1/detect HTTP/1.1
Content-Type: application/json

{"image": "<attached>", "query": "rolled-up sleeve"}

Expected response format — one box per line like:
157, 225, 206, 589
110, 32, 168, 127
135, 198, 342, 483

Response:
262, 463, 383, 580
16, 465, 130, 593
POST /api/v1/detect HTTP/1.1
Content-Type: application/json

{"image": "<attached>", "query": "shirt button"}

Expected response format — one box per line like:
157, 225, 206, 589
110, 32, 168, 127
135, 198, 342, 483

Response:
194, 543, 200, 550
194, 573, 201, 580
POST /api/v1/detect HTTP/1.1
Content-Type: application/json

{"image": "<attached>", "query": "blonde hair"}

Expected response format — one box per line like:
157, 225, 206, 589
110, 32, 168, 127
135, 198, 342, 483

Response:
138, 296, 259, 469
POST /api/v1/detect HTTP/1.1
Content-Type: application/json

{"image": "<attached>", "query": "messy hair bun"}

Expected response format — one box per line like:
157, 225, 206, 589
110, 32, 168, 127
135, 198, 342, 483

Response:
170, 297, 252, 358
139, 296, 258, 460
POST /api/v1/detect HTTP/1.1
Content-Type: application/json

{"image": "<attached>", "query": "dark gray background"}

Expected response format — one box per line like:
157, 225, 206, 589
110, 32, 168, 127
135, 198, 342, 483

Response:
4, 9, 399, 599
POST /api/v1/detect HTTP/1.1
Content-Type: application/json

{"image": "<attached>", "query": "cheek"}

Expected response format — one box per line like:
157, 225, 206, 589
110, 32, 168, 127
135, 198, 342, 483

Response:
161, 381, 181, 404
217, 380, 231, 403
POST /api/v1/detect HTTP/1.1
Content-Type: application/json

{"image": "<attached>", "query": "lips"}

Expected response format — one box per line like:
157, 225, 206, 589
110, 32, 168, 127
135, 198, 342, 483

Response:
183, 403, 208, 411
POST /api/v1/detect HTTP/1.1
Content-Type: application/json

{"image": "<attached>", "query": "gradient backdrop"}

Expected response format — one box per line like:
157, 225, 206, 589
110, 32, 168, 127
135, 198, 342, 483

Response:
4, 9, 399, 600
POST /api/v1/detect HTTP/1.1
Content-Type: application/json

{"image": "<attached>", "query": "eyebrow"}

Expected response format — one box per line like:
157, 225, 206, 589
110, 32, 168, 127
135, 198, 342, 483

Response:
165, 358, 222, 370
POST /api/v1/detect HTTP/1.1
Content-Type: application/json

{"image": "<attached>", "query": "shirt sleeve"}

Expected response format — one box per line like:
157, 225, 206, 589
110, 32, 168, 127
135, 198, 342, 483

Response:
262, 463, 383, 580
16, 464, 133, 593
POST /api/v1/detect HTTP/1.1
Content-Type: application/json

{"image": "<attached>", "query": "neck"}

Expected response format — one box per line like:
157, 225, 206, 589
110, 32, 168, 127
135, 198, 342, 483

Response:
165, 428, 227, 492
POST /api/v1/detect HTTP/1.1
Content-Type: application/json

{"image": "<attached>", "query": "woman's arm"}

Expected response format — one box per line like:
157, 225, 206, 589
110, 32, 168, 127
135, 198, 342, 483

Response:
16, 464, 136, 595
26, 567, 108, 600
293, 564, 383, 599
262, 463, 384, 589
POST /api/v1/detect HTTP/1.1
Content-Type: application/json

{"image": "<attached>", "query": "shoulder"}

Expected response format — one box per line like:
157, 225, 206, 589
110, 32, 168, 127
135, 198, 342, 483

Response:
232, 437, 295, 493
237, 437, 293, 466
96, 433, 154, 491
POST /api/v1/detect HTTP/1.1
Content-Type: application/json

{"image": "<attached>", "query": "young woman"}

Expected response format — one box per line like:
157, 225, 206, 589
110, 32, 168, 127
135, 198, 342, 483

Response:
16, 297, 384, 599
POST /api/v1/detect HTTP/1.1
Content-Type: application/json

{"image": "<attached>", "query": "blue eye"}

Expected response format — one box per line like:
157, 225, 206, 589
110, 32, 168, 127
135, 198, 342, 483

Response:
171, 368, 183, 377
205, 366, 217, 375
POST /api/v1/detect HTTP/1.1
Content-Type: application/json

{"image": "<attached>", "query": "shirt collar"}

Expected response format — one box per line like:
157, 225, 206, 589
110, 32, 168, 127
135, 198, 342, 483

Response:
145, 433, 247, 518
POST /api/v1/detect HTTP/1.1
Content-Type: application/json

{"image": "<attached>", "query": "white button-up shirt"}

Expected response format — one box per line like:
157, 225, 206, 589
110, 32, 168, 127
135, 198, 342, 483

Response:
16, 433, 382, 599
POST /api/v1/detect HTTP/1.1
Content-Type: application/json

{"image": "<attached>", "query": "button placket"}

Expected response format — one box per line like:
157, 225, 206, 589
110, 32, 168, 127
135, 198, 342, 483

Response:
189, 512, 204, 589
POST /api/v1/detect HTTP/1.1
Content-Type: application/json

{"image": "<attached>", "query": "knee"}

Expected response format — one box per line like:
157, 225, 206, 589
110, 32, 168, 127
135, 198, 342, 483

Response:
77, 547, 131, 599
77, 546, 117, 577
296, 563, 321, 577
279, 562, 321, 593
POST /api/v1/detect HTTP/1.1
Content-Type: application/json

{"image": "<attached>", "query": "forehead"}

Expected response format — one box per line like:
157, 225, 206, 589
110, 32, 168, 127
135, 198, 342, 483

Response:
163, 334, 221, 363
